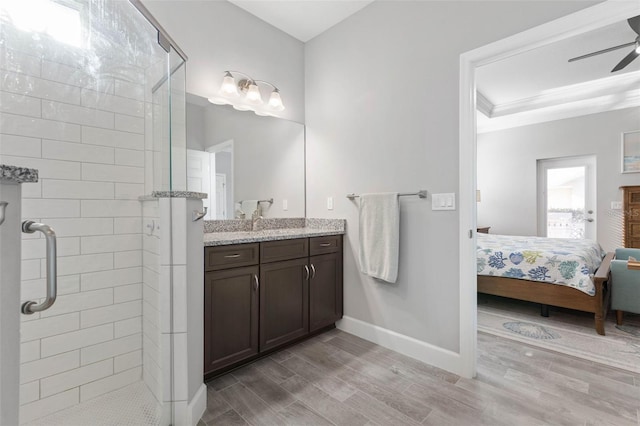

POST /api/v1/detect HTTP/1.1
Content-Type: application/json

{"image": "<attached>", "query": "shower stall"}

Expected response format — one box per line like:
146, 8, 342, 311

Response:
0, 0, 193, 424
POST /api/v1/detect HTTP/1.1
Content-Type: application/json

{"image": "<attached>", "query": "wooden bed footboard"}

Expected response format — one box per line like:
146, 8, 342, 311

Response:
478, 252, 614, 335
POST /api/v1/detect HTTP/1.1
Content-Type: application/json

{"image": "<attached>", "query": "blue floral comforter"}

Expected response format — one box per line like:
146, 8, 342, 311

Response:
477, 234, 606, 296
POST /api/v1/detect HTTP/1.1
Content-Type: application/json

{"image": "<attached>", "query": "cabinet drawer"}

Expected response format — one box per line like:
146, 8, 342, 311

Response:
310, 235, 342, 256
260, 238, 308, 263
205, 244, 259, 271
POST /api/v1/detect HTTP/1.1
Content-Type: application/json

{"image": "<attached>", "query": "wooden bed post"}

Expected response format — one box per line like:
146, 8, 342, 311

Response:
593, 252, 613, 336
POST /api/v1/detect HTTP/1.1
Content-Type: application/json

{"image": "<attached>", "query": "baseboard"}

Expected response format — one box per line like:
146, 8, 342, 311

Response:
187, 384, 207, 426
337, 315, 464, 376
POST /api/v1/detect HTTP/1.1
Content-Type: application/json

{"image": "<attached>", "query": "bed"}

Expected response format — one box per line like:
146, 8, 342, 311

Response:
477, 234, 614, 335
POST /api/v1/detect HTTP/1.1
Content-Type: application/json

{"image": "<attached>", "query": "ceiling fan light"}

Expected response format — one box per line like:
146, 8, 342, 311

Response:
635, 42, 640, 54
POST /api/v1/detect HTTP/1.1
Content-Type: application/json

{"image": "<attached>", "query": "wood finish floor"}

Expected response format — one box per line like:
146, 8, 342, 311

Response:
199, 329, 640, 425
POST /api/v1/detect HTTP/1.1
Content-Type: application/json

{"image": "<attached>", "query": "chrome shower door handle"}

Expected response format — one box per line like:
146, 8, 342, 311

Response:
21, 221, 57, 314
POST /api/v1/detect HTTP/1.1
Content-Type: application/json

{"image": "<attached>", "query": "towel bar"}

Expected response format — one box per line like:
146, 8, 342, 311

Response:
346, 190, 427, 200
237, 198, 274, 204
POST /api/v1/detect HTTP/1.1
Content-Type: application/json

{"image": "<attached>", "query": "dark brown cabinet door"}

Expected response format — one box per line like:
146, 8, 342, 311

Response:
259, 258, 309, 351
309, 252, 343, 332
204, 266, 259, 375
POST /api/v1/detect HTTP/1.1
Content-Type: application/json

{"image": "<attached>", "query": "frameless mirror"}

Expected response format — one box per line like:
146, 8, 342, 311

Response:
186, 93, 305, 220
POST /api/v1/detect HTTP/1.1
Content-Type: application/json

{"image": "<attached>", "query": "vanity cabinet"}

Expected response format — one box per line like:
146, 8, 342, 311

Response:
203, 235, 343, 378
309, 235, 343, 332
203, 243, 260, 374
260, 256, 309, 351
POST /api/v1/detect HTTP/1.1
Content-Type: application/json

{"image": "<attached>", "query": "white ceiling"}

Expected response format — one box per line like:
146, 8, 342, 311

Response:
477, 14, 640, 133
226, 1, 638, 132
228, 0, 374, 42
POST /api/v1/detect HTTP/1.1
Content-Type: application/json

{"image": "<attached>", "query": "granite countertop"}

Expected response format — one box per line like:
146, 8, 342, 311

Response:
203, 218, 345, 246
0, 164, 38, 184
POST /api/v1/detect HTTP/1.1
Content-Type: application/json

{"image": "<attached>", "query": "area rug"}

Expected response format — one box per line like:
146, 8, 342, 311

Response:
478, 294, 640, 373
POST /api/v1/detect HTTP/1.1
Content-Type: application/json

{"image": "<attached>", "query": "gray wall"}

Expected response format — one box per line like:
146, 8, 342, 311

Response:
305, 1, 594, 352
478, 107, 640, 252
186, 102, 205, 151
143, 0, 305, 123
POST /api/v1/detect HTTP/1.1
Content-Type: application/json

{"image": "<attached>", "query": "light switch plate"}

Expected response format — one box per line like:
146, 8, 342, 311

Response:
283, 199, 288, 211
327, 197, 334, 210
611, 201, 622, 210
432, 193, 456, 211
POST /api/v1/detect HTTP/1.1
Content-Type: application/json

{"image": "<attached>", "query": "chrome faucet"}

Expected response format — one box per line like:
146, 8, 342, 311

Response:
0, 201, 7, 226
251, 207, 262, 230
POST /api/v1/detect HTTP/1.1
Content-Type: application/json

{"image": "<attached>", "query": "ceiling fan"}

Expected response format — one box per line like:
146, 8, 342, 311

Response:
568, 15, 640, 72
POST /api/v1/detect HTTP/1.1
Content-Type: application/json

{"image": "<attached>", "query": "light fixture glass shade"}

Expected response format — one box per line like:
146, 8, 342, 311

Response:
636, 42, 640, 54
268, 90, 285, 111
208, 96, 230, 105
245, 83, 263, 105
233, 104, 251, 111
220, 73, 238, 96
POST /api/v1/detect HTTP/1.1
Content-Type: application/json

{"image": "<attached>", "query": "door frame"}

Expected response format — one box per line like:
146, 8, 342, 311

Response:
215, 173, 227, 219
458, 1, 637, 379
536, 155, 597, 239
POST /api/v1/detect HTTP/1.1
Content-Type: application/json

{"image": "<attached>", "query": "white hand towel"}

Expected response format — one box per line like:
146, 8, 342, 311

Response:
358, 192, 400, 283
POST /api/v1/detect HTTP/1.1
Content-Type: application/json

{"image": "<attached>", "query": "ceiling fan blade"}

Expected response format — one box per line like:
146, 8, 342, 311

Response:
628, 15, 640, 36
568, 41, 636, 62
611, 49, 640, 72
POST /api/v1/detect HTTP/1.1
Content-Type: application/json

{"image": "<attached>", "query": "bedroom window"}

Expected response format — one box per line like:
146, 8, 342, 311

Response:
537, 155, 597, 240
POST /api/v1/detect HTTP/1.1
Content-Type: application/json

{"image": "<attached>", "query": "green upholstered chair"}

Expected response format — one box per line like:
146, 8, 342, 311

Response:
611, 248, 640, 325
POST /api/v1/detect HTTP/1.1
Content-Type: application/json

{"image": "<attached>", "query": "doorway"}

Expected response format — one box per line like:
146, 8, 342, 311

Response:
537, 155, 597, 240
458, 1, 639, 378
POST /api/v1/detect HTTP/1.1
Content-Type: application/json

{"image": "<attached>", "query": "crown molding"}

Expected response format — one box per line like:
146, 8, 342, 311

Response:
475, 91, 494, 117
478, 88, 640, 133
490, 71, 640, 118
477, 70, 640, 131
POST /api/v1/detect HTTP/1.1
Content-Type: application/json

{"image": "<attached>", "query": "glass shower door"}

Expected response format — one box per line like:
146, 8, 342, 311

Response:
0, 1, 185, 424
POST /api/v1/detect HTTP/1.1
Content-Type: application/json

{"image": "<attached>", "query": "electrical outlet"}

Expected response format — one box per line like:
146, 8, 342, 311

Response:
611, 201, 622, 210
327, 197, 334, 210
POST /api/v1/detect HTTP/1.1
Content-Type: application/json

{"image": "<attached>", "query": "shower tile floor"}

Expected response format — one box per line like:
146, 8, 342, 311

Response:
24, 381, 162, 426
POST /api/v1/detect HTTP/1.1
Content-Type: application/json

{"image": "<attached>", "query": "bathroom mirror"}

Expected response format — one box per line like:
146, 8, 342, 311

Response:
186, 93, 305, 220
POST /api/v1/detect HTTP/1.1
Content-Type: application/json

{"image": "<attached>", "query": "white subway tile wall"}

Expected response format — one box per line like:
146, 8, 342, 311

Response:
141, 199, 163, 401
0, 39, 166, 422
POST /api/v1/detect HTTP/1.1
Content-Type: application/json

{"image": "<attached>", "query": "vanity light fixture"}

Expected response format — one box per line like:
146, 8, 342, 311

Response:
208, 70, 285, 116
